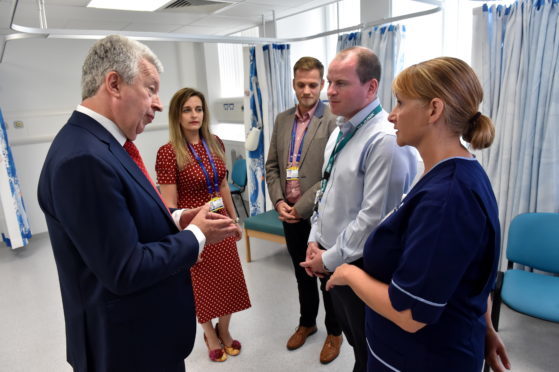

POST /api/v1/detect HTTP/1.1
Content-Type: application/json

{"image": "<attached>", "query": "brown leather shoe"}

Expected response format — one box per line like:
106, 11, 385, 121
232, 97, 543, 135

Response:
319, 334, 343, 364
286, 325, 318, 350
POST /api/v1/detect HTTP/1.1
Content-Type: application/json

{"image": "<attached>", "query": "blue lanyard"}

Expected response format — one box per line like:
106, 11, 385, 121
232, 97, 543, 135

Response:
188, 138, 220, 196
288, 117, 310, 165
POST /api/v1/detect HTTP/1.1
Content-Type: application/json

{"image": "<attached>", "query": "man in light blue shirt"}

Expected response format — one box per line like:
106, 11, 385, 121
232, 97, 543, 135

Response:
300, 46, 417, 372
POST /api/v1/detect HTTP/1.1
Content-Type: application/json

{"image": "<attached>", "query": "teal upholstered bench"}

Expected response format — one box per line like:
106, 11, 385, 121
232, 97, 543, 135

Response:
243, 210, 285, 262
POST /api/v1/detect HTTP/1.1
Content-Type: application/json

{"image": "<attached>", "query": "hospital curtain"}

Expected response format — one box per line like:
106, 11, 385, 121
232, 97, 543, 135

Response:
0, 108, 31, 249
472, 0, 559, 255
363, 24, 405, 112
336, 25, 405, 112
245, 44, 292, 215
336, 31, 361, 52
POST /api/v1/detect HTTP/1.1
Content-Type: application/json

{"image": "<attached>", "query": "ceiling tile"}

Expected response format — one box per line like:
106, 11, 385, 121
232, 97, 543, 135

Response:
4, 0, 339, 38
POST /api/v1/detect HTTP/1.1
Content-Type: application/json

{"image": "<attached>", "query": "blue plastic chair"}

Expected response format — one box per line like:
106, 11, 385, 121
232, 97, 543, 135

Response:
492, 213, 559, 330
229, 158, 248, 217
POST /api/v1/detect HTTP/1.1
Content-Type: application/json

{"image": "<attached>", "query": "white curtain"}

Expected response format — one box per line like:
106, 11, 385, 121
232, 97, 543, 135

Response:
245, 44, 292, 215
0, 109, 31, 249
472, 0, 559, 255
336, 24, 405, 112
363, 24, 405, 112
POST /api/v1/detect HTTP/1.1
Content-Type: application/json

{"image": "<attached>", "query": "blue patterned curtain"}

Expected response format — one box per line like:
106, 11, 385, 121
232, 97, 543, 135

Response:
336, 31, 362, 52
246, 44, 292, 216
472, 0, 559, 255
0, 109, 31, 249
247, 47, 266, 216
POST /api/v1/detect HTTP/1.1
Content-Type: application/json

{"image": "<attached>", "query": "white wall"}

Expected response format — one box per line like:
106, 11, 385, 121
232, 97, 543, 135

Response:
0, 38, 207, 234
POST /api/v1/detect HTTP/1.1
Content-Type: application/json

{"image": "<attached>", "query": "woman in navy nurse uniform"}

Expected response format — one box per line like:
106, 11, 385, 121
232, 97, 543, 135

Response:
326, 57, 509, 371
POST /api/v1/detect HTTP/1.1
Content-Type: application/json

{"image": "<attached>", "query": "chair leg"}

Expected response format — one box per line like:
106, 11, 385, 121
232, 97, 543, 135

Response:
239, 192, 248, 217
245, 229, 251, 262
491, 271, 504, 332
232, 195, 240, 218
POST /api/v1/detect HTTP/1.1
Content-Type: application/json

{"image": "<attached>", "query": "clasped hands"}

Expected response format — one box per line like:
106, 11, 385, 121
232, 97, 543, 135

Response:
275, 200, 301, 224
299, 242, 328, 278
300, 242, 353, 291
180, 204, 242, 244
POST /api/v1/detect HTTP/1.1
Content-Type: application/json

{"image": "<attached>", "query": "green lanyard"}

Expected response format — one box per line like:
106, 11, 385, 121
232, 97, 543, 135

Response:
319, 104, 382, 194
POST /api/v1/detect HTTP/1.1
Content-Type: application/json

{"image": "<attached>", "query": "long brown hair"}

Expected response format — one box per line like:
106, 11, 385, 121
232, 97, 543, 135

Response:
168, 87, 224, 169
392, 57, 494, 150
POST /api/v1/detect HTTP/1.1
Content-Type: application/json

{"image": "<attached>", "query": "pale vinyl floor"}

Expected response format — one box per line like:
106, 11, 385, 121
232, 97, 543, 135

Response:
1, 232, 558, 372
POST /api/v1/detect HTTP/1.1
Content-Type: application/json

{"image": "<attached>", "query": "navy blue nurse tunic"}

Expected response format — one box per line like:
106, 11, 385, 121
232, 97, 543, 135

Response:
363, 157, 500, 372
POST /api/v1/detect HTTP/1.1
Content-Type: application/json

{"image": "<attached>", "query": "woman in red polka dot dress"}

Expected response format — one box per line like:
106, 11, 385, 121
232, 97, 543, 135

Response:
156, 88, 251, 363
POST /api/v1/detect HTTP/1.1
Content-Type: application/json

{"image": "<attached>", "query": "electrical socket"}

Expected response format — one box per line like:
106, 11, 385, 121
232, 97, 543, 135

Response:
13, 121, 24, 129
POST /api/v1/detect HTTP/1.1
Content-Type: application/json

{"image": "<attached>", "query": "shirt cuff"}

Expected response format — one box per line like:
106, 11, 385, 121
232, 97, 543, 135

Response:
171, 209, 184, 230
172, 209, 205, 254
275, 199, 284, 209
186, 225, 206, 254
308, 214, 318, 243
322, 246, 344, 272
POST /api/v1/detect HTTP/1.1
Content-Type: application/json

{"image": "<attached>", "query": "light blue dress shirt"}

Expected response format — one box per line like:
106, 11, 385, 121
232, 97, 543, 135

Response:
308, 98, 417, 271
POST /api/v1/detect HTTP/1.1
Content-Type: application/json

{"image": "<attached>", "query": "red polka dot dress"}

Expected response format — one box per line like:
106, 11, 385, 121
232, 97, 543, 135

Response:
155, 136, 251, 323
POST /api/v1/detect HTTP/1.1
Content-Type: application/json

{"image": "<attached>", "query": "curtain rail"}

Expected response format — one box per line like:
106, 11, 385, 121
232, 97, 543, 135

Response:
1, 0, 441, 63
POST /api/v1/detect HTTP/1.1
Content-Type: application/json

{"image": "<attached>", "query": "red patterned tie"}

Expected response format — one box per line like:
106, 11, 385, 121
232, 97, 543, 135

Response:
123, 140, 170, 212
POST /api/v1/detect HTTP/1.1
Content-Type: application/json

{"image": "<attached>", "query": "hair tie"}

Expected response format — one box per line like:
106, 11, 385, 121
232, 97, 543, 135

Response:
469, 112, 481, 124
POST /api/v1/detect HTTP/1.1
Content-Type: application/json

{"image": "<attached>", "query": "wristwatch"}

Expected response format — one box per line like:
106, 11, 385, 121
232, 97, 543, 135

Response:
232, 217, 240, 224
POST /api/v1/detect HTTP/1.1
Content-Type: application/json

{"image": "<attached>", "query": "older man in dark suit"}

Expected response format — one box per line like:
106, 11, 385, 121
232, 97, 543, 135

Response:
38, 35, 236, 372
266, 56, 341, 364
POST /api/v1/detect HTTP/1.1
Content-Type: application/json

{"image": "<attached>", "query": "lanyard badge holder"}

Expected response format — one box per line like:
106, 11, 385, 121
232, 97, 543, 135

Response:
286, 119, 309, 181
189, 139, 224, 212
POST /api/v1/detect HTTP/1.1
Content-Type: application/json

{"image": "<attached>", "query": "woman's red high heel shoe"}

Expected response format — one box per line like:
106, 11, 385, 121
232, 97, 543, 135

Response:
215, 323, 241, 356
204, 333, 227, 362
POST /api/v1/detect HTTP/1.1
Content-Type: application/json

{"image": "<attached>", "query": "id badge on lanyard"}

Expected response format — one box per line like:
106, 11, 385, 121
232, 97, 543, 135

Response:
287, 119, 308, 182
209, 196, 225, 212
286, 166, 299, 180
189, 139, 223, 212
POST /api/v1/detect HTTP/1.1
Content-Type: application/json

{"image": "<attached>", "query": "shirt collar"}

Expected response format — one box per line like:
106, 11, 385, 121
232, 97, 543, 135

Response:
336, 98, 381, 134
295, 100, 319, 122
76, 104, 127, 146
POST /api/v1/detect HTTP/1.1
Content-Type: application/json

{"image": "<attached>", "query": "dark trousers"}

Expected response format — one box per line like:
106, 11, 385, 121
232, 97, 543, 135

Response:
283, 219, 341, 335
330, 259, 367, 372
163, 360, 186, 372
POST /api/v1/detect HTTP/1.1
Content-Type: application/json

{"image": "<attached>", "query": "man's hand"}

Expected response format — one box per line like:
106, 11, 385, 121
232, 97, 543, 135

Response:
284, 207, 301, 224
179, 207, 202, 229
300, 242, 327, 278
275, 200, 293, 222
302, 242, 320, 277
190, 204, 238, 245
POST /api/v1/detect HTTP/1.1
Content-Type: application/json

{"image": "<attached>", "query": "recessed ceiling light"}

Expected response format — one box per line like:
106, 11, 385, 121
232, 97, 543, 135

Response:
87, 0, 171, 12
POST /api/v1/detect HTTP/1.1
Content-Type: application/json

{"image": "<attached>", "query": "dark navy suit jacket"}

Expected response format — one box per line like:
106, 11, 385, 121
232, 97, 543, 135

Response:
38, 111, 199, 372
